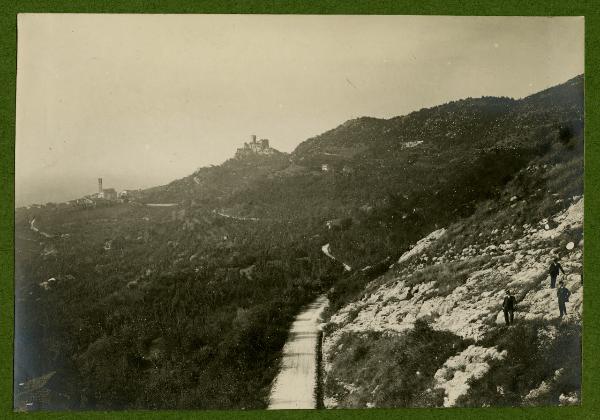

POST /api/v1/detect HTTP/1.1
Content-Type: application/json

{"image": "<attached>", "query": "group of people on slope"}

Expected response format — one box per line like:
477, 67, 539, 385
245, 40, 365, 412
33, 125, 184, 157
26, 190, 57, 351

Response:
502, 257, 573, 326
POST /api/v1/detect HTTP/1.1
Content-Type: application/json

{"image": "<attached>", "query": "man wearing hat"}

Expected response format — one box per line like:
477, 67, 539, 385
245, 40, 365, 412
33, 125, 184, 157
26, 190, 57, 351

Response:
502, 289, 517, 325
549, 257, 566, 289
557, 281, 571, 318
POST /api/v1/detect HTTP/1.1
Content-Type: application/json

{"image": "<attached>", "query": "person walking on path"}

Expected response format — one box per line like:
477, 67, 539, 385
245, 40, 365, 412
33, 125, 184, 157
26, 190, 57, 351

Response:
549, 257, 566, 289
502, 289, 516, 325
557, 281, 571, 318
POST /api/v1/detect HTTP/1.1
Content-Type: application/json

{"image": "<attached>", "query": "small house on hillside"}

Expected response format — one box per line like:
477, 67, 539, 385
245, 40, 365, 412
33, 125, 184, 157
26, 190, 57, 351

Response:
101, 188, 117, 201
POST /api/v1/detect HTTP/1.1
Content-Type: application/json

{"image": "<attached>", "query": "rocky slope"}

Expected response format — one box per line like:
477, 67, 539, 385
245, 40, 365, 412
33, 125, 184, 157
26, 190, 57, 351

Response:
322, 152, 583, 407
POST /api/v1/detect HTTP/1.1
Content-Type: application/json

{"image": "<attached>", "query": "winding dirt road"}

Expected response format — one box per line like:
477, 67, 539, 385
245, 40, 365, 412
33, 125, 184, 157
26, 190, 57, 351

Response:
268, 295, 329, 409
321, 243, 351, 271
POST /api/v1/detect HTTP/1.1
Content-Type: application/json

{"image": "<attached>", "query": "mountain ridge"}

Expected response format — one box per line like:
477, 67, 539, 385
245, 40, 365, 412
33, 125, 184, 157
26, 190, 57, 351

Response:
139, 74, 582, 206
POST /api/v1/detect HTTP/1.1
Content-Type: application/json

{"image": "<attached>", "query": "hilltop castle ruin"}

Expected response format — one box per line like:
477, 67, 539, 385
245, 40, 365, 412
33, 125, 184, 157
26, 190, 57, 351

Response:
235, 135, 275, 159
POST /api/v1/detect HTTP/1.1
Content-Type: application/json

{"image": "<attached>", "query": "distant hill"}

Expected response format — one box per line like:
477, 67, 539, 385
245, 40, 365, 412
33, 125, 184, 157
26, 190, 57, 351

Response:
141, 75, 583, 233
216, 75, 583, 265
141, 150, 290, 204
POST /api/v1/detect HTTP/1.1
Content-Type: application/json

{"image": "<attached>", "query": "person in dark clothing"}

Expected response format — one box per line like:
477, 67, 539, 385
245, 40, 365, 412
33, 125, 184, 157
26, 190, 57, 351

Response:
549, 257, 565, 289
502, 289, 516, 325
557, 281, 571, 318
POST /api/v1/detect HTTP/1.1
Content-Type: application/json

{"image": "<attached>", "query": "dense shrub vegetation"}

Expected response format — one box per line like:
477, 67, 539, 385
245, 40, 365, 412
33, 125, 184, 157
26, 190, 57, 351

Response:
15, 206, 342, 409
324, 320, 471, 408
457, 320, 581, 407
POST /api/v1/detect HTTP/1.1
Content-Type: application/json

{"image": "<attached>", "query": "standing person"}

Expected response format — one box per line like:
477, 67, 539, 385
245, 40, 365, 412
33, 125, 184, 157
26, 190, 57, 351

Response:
549, 257, 566, 289
406, 286, 414, 300
557, 281, 571, 318
502, 289, 516, 325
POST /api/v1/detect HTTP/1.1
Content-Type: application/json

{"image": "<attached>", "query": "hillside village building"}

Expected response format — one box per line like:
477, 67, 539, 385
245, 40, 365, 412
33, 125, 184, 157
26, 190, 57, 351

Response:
96, 178, 117, 200
235, 134, 275, 158
101, 188, 117, 201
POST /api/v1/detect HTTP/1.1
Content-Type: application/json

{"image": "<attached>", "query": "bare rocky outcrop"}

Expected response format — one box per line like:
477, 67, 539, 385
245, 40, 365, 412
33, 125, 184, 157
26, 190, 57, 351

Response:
434, 345, 508, 407
323, 197, 583, 408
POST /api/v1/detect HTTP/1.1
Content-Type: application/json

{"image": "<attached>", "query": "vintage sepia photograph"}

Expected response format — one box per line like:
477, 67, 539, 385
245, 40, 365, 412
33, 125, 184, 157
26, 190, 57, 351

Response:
14, 14, 583, 410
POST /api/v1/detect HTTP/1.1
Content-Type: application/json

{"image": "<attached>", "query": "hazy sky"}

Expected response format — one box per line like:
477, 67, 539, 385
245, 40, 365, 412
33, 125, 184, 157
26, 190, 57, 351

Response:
16, 14, 584, 206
